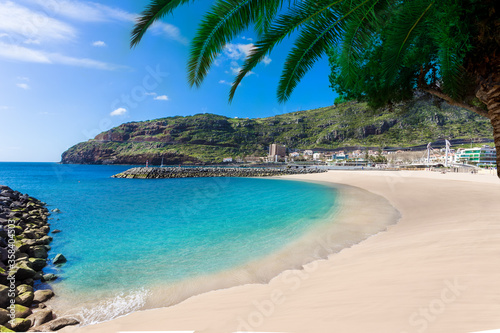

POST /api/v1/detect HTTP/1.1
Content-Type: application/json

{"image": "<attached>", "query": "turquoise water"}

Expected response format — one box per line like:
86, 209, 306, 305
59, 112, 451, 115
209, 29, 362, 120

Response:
0, 163, 338, 323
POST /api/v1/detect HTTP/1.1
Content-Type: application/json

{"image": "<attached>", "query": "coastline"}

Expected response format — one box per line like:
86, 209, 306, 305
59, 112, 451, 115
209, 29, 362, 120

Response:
61, 170, 500, 333
51, 177, 398, 327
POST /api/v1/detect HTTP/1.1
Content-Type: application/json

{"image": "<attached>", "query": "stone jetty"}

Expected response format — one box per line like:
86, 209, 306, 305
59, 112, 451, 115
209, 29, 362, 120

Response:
112, 166, 327, 179
0, 185, 78, 332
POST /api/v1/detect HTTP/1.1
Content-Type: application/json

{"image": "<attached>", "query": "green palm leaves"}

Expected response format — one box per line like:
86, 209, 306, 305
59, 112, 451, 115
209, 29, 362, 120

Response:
132, 0, 474, 105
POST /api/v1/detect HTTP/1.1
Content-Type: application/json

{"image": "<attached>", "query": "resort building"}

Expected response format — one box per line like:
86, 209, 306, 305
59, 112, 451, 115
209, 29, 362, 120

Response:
223, 157, 233, 163
269, 144, 287, 162
454, 145, 496, 166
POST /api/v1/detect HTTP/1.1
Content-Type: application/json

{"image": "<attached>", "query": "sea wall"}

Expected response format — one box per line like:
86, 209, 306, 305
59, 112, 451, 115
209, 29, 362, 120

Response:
112, 166, 327, 179
0, 185, 78, 332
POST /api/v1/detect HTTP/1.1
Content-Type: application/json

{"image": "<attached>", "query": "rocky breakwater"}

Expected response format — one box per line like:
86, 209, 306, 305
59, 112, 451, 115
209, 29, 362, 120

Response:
0, 185, 78, 332
112, 166, 327, 179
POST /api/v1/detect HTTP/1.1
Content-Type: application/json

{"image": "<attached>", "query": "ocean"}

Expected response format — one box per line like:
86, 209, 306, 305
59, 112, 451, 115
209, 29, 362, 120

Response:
0, 163, 341, 324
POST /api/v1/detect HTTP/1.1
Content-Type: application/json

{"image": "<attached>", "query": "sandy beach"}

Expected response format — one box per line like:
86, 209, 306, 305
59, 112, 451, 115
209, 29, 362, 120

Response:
62, 170, 500, 333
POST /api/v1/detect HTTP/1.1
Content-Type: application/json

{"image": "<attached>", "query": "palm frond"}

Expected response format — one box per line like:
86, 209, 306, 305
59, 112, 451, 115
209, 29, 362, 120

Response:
277, 0, 375, 103
187, 0, 289, 87
381, 0, 434, 83
131, 0, 195, 48
229, 0, 347, 102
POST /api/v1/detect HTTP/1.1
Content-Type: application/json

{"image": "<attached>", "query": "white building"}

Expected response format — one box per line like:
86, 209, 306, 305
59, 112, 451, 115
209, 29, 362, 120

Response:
455, 145, 496, 166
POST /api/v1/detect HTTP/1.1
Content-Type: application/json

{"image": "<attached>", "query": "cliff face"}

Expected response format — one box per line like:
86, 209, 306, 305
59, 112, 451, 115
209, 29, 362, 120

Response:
61, 98, 493, 165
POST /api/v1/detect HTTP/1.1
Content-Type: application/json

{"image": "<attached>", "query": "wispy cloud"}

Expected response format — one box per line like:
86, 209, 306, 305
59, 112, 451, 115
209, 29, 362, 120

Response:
223, 43, 254, 61
0, 1, 76, 45
22, 0, 136, 22
218, 80, 233, 86
16, 83, 30, 89
92, 40, 106, 47
0, 106, 9, 110
150, 22, 189, 45
262, 55, 272, 65
0, 42, 120, 70
110, 108, 127, 116
154, 95, 169, 101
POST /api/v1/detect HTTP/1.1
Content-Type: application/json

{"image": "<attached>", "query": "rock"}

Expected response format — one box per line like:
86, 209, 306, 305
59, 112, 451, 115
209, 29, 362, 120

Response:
53, 254, 66, 265
0, 308, 9, 325
50, 209, 60, 213
15, 284, 33, 295
36, 236, 52, 246
9, 262, 36, 280
33, 290, 54, 303
4, 318, 31, 332
0, 324, 14, 332
15, 291, 34, 307
22, 278, 33, 286
26, 309, 52, 327
28, 258, 46, 271
33, 272, 43, 281
0, 285, 8, 308
41, 274, 57, 282
29, 246, 47, 259
51, 229, 61, 234
32, 317, 79, 332
13, 304, 31, 318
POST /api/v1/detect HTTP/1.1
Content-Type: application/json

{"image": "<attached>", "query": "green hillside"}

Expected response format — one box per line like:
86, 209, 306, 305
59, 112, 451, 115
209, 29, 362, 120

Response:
61, 98, 492, 164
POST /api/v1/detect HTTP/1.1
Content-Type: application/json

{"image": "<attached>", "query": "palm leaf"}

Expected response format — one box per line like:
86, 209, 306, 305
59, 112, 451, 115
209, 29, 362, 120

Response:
229, 0, 347, 102
278, 0, 374, 103
187, 0, 289, 87
131, 0, 195, 48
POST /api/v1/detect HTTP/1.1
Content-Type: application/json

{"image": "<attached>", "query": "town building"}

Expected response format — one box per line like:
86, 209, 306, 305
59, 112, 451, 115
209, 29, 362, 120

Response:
269, 144, 287, 162
455, 145, 496, 166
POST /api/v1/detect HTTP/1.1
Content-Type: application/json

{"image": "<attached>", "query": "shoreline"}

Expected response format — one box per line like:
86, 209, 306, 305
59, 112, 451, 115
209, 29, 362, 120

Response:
61, 170, 500, 333
51, 178, 399, 327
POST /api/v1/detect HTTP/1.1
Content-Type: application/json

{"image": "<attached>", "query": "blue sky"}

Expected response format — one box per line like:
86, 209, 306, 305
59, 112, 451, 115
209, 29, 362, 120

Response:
0, 0, 337, 162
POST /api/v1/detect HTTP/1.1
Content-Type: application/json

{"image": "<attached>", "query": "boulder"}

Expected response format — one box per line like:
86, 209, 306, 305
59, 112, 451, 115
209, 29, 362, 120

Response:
29, 246, 47, 259
26, 309, 52, 327
13, 304, 31, 318
32, 317, 79, 332
33, 290, 54, 303
50, 209, 60, 213
9, 262, 36, 280
4, 318, 31, 332
0, 308, 9, 325
33, 272, 43, 281
15, 284, 33, 295
51, 229, 61, 234
0, 324, 14, 332
0, 285, 8, 308
36, 236, 52, 246
53, 254, 66, 265
15, 291, 34, 307
41, 274, 57, 282
27, 258, 46, 272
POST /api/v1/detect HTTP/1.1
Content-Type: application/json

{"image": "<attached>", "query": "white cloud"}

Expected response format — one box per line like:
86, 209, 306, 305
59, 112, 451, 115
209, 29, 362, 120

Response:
151, 22, 189, 45
262, 55, 272, 65
16, 83, 30, 89
223, 43, 254, 60
0, 1, 76, 45
17, 76, 30, 81
22, 0, 136, 22
154, 95, 169, 101
218, 80, 233, 86
241, 36, 253, 42
0, 41, 120, 70
145, 92, 157, 96
92, 40, 106, 47
110, 108, 127, 116
0, 106, 9, 110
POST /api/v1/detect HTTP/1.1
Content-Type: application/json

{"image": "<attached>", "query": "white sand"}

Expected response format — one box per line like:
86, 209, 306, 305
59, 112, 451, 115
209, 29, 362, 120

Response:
62, 170, 500, 333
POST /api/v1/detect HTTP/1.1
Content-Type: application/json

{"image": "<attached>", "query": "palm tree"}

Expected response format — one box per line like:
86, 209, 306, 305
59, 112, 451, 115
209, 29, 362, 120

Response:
132, 0, 500, 177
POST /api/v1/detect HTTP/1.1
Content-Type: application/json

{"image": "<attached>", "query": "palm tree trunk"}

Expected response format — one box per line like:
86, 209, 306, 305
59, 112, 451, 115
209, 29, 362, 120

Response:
482, 83, 500, 178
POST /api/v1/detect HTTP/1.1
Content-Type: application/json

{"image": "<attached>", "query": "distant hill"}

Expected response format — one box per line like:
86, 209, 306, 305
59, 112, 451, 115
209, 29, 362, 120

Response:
61, 97, 492, 165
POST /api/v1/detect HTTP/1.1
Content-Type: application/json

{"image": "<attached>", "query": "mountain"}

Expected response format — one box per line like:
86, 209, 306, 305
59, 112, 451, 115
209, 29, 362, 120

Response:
61, 98, 492, 165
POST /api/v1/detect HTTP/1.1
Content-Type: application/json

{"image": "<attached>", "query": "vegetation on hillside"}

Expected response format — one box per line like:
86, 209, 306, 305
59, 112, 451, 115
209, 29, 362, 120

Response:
61, 99, 492, 164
